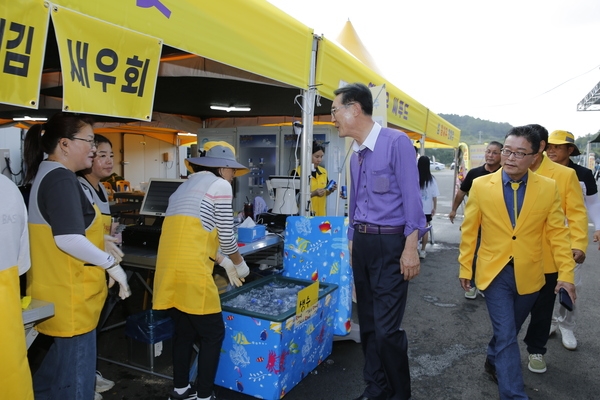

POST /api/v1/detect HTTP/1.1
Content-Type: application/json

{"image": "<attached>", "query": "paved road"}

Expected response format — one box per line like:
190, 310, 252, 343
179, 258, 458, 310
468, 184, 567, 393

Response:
97, 169, 600, 399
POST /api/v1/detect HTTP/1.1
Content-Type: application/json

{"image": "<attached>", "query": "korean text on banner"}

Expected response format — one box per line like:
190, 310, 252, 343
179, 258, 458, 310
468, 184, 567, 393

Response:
0, 0, 49, 109
51, 5, 162, 121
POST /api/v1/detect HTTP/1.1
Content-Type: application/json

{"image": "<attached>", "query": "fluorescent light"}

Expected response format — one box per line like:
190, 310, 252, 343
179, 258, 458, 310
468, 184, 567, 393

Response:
210, 105, 251, 112
177, 132, 196, 136
13, 116, 48, 121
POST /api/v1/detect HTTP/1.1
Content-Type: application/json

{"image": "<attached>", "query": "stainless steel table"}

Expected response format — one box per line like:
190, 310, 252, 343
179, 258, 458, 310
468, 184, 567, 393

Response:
23, 299, 55, 349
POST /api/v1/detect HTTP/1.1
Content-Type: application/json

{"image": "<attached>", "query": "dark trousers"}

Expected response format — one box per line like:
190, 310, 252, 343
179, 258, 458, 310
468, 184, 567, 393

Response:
524, 272, 558, 355
170, 308, 224, 398
353, 231, 411, 400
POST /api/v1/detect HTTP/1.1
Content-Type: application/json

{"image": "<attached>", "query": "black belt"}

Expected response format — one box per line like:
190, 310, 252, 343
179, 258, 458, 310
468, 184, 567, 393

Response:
354, 223, 404, 235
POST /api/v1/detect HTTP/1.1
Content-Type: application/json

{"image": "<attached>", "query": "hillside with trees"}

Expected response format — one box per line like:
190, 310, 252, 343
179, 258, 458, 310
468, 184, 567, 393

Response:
422, 114, 513, 164
439, 114, 512, 145
422, 114, 600, 165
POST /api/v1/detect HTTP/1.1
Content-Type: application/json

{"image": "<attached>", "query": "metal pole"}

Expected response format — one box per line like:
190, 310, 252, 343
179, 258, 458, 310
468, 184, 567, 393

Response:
299, 36, 318, 217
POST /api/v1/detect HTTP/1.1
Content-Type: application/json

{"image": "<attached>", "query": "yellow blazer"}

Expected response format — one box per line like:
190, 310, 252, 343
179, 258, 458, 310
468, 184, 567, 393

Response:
535, 155, 588, 273
459, 169, 574, 294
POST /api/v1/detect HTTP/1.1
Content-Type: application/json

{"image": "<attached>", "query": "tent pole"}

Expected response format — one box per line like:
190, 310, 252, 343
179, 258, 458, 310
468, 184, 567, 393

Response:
299, 36, 318, 217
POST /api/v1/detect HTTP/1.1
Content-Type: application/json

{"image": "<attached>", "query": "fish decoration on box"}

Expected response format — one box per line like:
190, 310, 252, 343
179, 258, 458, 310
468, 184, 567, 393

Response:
215, 277, 337, 400
283, 216, 353, 336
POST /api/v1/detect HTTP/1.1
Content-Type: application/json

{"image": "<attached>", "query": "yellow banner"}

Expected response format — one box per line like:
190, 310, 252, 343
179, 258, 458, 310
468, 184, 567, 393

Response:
51, 5, 161, 120
0, 0, 49, 109
469, 144, 488, 167
424, 111, 461, 148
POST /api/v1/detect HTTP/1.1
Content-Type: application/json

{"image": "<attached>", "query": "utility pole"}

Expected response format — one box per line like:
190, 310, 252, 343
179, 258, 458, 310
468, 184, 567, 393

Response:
478, 131, 482, 144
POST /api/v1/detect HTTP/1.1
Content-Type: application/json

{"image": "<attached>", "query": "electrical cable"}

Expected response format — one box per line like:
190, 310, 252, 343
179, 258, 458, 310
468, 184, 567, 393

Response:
483, 63, 600, 108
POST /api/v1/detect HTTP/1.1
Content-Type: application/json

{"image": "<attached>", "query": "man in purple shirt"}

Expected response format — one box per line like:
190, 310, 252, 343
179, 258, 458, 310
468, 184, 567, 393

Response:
332, 83, 428, 400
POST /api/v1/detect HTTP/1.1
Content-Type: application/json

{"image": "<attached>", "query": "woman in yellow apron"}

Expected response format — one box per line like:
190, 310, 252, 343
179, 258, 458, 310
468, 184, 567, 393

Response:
0, 175, 34, 400
77, 134, 121, 398
24, 113, 131, 400
153, 141, 250, 400
293, 141, 337, 216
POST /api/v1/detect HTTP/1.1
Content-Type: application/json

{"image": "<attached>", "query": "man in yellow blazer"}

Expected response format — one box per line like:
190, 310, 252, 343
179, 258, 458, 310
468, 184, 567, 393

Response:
523, 124, 587, 374
459, 125, 576, 400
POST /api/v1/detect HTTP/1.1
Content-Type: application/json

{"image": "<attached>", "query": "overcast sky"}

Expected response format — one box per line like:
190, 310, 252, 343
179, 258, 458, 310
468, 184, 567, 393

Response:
268, 0, 600, 138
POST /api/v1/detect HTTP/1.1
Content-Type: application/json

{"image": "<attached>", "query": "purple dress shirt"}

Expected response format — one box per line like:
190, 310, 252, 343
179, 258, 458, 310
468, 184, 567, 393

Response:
348, 126, 427, 241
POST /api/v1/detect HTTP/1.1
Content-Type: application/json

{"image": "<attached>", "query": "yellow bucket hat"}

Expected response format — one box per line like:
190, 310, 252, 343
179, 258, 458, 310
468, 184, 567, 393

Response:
548, 130, 581, 156
184, 141, 250, 177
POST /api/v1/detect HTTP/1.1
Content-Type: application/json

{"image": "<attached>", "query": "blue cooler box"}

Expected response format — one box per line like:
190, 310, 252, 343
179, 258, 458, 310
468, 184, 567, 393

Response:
215, 275, 338, 399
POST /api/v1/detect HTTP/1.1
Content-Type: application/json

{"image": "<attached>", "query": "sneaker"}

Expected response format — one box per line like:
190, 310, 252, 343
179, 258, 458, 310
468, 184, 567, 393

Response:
477, 289, 485, 298
549, 323, 557, 336
559, 326, 577, 350
528, 353, 547, 373
465, 287, 477, 299
169, 387, 198, 400
419, 250, 426, 259
95, 371, 114, 393
94, 392, 103, 400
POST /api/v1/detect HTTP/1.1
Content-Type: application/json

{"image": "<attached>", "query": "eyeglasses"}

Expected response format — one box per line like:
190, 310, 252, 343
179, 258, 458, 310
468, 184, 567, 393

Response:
331, 102, 356, 117
70, 137, 98, 148
500, 149, 535, 159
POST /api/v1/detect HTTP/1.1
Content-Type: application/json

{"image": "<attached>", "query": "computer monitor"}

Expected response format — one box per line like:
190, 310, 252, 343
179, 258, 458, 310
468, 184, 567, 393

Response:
268, 175, 300, 215
139, 178, 186, 217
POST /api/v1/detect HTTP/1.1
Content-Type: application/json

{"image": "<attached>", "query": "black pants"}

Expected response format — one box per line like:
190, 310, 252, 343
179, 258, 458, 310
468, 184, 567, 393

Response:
353, 231, 411, 400
170, 308, 224, 398
523, 272, 558, 355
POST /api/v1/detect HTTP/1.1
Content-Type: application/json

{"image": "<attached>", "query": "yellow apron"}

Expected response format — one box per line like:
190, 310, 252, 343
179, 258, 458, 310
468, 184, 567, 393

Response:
153, 214, 220, 315
27, 204, 107, 336
0, 265, 34, 399
296, 165, 328, 216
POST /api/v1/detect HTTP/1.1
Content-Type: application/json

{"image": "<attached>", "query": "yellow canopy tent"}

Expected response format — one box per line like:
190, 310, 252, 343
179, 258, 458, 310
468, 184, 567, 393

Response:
50, 0, 313, 91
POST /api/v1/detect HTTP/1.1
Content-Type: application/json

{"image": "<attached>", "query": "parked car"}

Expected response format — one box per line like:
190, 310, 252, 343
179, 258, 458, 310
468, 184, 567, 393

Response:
430, 161, 446, 171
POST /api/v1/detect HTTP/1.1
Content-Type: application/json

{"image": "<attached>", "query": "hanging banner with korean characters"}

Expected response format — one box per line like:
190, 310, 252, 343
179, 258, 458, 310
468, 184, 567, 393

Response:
0, 0, 49, 109
51, 5, 161, 120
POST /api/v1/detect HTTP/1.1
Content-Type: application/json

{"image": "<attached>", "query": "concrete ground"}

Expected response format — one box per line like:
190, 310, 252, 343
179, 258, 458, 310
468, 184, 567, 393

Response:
30, 169, 600, 399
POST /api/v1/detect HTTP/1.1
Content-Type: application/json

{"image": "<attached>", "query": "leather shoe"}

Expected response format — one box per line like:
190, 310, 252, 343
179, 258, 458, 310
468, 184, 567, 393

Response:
484, 358, 498, 384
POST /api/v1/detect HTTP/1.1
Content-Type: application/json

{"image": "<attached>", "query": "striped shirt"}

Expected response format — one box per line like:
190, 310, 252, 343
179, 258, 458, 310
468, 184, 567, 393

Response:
167, 171, 238, 255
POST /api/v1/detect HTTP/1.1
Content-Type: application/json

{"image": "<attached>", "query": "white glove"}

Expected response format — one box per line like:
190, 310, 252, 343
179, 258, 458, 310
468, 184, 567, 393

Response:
105, 264, 131, 300
220, 257, 244, 287
104, 235, 124, 264
234, 260, 250, 279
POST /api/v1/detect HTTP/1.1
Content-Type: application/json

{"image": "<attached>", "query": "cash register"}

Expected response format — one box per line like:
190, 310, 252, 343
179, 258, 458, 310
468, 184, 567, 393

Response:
122, 178, 185, 249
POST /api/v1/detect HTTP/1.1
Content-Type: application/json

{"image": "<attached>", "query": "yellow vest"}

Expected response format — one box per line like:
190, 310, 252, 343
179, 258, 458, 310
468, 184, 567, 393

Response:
0, 266, 34, 399
295, 165, 328, 216
27, 204, 107, 336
